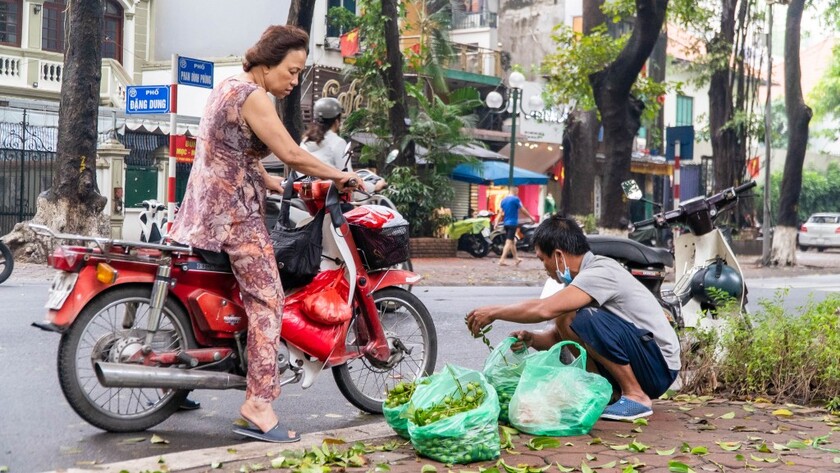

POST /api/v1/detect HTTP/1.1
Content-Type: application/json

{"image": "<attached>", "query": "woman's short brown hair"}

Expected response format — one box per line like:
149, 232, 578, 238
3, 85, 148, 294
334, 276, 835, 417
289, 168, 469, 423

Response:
243, 25, 309, 72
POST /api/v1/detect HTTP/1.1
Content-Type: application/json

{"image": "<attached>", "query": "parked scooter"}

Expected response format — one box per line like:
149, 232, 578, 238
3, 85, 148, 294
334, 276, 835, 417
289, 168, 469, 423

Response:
29, 178, 437, 433
0, 240, 13, 284
446, 211, 492, 258
490, 221, 538, 256
602, 180, 755, 331
138, 199, 168, 243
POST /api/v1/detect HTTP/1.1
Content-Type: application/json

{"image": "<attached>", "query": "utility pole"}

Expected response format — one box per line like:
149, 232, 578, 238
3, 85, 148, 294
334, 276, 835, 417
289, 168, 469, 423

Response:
762, 4, 773, 264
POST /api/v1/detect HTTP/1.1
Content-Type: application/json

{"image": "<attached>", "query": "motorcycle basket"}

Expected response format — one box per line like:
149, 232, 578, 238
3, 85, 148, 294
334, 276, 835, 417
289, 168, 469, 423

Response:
344, 205, 411, 270
350, 223, 411, 270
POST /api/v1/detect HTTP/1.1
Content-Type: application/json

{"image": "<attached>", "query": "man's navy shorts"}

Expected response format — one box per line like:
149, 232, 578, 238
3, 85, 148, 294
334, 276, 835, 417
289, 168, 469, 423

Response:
504, 226, 517, 240
569, 307, 679, 399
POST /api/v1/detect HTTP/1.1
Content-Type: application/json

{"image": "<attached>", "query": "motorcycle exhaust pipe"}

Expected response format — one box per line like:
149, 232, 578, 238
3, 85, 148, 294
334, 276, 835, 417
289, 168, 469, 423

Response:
94, 362, 246, 390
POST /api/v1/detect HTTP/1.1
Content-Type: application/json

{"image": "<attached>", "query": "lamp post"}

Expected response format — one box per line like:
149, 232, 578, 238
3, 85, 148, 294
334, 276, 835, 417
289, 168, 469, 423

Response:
485, 71, 529, 190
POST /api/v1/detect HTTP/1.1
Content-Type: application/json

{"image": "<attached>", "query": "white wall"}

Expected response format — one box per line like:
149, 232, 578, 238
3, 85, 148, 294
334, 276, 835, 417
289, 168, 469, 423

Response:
663, 64, 711, 163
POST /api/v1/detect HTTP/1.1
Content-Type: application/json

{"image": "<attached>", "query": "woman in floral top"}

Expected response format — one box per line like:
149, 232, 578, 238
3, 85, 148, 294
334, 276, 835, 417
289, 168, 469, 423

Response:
169, 25, 357, 443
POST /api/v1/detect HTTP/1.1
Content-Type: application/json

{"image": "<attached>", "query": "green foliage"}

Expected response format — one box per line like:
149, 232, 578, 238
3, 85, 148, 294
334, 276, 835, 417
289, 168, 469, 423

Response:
541, 23, 672, 127
810, 42, 840, 135
326, 6, 359, 35
715, 294, 840, 405
681, 289, 840, 408
756, 163, 840, 223
384, 166, 455, 237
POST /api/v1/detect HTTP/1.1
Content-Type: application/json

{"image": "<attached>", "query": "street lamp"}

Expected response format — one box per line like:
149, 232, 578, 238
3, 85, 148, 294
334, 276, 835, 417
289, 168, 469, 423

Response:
485, 71, 531, 190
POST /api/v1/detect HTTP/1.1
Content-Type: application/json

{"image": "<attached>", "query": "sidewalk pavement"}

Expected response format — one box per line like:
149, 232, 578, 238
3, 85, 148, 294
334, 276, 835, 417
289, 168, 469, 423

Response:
58, 397, 840, 472
17, 251, 840, 472
11, 249, 840, 286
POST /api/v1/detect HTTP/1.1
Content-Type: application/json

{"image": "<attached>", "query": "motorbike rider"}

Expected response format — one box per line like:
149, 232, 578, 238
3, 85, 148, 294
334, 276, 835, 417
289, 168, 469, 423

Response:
498, 187, 534, 266
466, 214, 680, 421
168, 25, 358, 443
301, 97, 387, 193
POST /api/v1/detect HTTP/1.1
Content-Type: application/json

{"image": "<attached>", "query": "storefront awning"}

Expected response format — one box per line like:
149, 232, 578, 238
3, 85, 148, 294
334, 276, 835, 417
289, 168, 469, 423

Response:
498, 142, 563, 174
451, 160, 548, 186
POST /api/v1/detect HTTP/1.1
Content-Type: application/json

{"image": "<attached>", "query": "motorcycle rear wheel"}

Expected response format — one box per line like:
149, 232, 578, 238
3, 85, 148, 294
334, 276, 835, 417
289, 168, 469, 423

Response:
58, 286, 196, 432
332, 287, 437, 413
491, 234, 505, 256
463, 235, 490, 258
0, 242, 13, 284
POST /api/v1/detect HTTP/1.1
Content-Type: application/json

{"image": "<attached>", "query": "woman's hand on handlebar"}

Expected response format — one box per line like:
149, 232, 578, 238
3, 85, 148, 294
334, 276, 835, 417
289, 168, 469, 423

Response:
334, 172, 362, 193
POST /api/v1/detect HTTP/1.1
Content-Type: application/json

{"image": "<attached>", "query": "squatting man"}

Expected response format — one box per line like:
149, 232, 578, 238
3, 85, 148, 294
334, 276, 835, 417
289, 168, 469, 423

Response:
466, 214, 681, 421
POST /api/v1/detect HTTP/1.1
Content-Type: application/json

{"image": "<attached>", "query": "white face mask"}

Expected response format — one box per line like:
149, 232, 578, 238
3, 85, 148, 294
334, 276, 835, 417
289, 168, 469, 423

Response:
554, 252, 573, 285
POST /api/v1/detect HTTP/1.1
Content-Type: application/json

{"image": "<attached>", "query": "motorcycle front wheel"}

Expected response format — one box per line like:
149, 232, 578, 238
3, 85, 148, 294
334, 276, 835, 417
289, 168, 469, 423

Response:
333, 287, 437, 413
0, 242, 13, 284
57, 286, 196, 432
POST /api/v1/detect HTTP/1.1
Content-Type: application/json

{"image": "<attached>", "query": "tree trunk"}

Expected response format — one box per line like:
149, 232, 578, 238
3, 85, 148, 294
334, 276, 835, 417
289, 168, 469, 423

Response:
381, 0, 413, 167
560, 0, 604, 218
5, 0, 108, 262
708, 0, 738, 192
280, 0, 317, 145
591, 0, 668, 230
771, 0, 811, 266
561, 110, 597, 216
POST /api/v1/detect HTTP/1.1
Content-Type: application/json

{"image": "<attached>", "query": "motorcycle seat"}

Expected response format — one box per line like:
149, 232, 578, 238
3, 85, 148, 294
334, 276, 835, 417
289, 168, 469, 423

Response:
587, 235, 674, 267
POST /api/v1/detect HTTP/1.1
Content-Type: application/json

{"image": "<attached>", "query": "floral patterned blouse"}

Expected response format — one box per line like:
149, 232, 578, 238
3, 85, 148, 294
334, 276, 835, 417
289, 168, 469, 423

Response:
168, 77, 271, 252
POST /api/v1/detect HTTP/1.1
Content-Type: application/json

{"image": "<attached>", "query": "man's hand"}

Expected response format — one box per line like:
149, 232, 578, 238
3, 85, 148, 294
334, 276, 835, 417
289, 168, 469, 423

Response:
466, 307, 495, 336
510, 330, 533, 352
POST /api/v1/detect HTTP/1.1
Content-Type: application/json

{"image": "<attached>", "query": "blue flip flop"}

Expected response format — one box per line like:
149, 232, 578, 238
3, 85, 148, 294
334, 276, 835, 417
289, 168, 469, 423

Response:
234, 422, 301, 443
600, 396, 653, 421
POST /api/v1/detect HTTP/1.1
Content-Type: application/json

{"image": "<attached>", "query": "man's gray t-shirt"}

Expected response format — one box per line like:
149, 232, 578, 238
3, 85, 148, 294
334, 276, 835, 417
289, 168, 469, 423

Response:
570, 252, 681, 370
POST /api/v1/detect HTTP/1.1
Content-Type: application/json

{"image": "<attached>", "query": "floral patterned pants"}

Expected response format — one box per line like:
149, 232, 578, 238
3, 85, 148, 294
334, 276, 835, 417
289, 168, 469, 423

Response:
223, 218, 285, 403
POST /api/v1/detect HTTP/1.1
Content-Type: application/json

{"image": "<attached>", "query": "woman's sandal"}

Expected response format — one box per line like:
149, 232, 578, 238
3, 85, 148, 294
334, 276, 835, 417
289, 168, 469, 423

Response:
234, 421, 301, 443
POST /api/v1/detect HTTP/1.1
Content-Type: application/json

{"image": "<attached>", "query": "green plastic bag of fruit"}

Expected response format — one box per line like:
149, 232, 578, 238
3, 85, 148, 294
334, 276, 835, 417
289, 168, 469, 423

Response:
406, 364, 500, 464
382, 377, 433, 438
483, 336, 530, 424
508, 341, 611, 436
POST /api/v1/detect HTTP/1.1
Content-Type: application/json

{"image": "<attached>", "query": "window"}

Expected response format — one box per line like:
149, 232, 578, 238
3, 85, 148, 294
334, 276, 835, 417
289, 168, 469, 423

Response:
42, 0, 66, 53
327, 0, 356, 37
676, 94, 694, 127
42, 0, 123, 63
102, 0, 123, 62
0, 0, 22, 46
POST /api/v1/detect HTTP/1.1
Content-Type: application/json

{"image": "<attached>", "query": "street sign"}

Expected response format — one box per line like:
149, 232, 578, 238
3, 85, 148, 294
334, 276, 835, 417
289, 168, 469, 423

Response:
177, 56, 214, 89
666, 125, 695, 161
126, 85, 170, 114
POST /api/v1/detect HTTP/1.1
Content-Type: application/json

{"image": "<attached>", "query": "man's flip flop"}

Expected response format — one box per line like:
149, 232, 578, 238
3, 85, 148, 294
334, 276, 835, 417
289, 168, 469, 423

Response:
233, 423, 301, 443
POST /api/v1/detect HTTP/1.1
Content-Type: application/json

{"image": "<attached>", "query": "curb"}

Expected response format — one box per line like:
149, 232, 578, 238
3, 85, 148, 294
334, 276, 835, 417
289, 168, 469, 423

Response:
46, 422, 402, 473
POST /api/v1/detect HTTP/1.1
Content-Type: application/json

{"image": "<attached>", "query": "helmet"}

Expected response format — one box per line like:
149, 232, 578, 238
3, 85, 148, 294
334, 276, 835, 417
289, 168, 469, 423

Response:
689, 259, 744, 307
313, 97, 343, 121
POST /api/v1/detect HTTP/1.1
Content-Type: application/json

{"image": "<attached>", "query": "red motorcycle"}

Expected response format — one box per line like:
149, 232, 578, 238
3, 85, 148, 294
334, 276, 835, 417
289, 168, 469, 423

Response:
31, 180, 437, 432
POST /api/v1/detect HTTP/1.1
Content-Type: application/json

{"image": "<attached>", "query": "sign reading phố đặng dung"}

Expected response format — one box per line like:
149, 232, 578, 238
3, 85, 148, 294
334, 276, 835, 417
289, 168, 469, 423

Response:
126, 85, 171, 114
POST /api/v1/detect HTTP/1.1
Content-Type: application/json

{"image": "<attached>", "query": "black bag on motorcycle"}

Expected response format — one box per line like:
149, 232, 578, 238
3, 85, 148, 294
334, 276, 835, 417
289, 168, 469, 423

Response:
270, 173, 326, 289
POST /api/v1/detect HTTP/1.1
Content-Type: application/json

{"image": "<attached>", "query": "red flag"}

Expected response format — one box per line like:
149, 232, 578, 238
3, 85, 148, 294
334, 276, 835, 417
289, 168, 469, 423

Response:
340, 28, 360, 57
747, 156, 760, 179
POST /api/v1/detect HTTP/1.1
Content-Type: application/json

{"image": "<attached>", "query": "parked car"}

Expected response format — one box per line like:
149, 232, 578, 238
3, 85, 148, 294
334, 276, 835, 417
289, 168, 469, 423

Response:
798, 213, 840, 252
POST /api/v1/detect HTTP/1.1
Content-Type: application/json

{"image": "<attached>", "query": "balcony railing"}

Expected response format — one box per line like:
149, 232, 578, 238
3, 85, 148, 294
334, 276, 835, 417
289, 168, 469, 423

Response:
447, 42, 502, 77
451, 11, 497, 30
0, 47, 132, 108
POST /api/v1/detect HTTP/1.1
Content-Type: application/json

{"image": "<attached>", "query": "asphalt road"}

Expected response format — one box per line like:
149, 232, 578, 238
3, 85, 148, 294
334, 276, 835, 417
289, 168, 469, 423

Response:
1, 279, 839, 472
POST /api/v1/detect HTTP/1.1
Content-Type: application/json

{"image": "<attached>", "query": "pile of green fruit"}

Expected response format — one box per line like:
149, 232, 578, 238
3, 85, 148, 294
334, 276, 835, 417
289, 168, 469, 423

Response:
411, 381, 485, 426
384, 381, 417, 409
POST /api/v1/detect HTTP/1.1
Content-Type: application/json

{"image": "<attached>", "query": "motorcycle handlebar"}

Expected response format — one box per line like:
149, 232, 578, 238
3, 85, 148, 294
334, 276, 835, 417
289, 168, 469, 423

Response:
734, 180, 757, 194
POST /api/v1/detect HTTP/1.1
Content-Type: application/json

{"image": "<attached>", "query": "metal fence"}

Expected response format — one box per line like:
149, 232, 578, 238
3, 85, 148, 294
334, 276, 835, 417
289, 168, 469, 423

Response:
0, 148, 56, 235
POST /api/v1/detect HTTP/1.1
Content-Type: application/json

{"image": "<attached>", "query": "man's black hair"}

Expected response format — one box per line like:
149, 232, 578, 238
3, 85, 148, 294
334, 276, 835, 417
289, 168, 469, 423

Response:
533, 214, 590, 256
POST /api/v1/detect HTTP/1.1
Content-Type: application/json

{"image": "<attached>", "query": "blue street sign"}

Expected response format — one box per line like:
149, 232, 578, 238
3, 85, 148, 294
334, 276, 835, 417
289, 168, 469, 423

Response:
666, 125, 695, 161
178, 56, 214, 89
126, 85, 170, 114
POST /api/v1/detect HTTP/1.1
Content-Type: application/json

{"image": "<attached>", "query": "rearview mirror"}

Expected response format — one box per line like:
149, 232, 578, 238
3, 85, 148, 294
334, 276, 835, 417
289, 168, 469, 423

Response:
385, 149, 399, 164
621, 180, 643, 201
